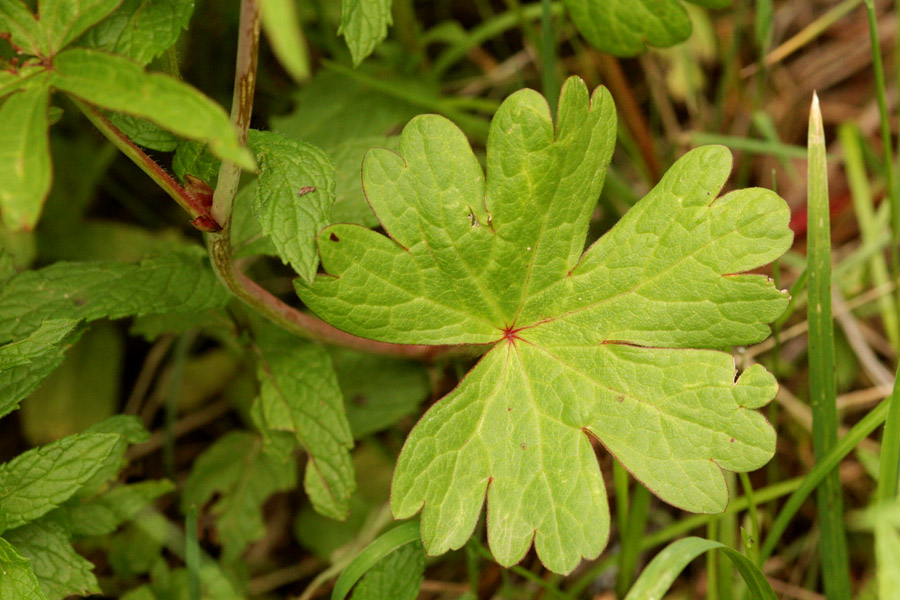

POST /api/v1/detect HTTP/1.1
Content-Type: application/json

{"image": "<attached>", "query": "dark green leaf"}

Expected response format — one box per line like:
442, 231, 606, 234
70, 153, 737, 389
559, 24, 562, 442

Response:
350, 542, 425, 600
38, 0, 123, 54
0, 248, 228, 344
0, 84, 52, 231
67, 480, 175, 537
81, 0, 194, 65
250, 130, 335, 283
108, 113, 178, 151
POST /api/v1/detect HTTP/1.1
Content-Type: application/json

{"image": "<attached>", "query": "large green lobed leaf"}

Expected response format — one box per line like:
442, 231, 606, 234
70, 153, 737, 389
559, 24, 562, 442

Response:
296, 77, 792, 573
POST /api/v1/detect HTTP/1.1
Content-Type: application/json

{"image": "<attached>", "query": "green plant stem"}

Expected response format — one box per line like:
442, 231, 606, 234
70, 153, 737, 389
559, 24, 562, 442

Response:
739, 473, 760, 564
614, 482, 650, 598
876, 363, 900, 503
863, 0, 900, 323
204, 0, 449, 362
70, 97, 209, 224
805, 93, 852, 599
472, 542, 565, 599
540, 0, 558, 116
760, 388, 894, 563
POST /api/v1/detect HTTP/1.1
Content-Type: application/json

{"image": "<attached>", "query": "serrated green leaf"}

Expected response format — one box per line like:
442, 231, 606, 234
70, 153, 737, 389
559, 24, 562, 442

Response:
38, 0, 123, 54
108, 113, 178, 151
563, 0, 730, 57
262, 0, 310, 82
0, 0, 43, 56
339, 0, 393, 66
67, 480, 174, 537
181, 431, 296, 562
297, 77, 792, 573
80, 0, 194, 65
20, 321, 121, 445
5, 512, 101, 599
0, 248, 228, 344
172, 139, 220, 184
0, 84, 52, 231
252, 325, 355, 520
330, 135, 399, 227
350, 542, 425, 600
53, 48, 255, 170
78, 415, 150, 495
0, 318, 79, 420
250, 130, 335, 283
0, 536, 45, 600
0, 433, 120, 531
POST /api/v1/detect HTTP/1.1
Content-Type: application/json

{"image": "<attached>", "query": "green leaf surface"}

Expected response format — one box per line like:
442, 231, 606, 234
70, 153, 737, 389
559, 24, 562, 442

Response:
108, 113, 178, 151
53, 48, 255, 169
339, 0, 393, 66
249, 130, 335, 283
0, 248, 228, 344
0, 85, 52, 231
350, 542, 425, 600
81, 0, 194, 65
0, 536, 45, 600
5, 512, 101, 599
181, 431, 297, 562
297, 77, 791, 573
330, 135, 399, 227
252, 324, 355, 520
332, 349, 430, 438
38, 0, 123, 54
563, 0, 730, 57
261, 0, 310, 82
0, 319, 79, 420
0, 0, 43, 56
271, 69, 426, 151
20, 321, 122, 445
0, 433, 120, 531
67, 480, 175, 537
623, 537, 775, 600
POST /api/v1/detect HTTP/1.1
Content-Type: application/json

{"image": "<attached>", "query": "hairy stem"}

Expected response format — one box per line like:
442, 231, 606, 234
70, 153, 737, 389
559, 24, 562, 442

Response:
71, 97, 210, 223
205, 0, 449, 362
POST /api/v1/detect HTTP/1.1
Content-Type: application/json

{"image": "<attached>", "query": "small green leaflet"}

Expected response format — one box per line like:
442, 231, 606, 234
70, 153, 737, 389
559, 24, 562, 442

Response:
81, 0, 195, 65
297, 77, 792, 573
37, 0, 124, 55
4, 512, 101, 599
0, 248, 228, 344
250, 130, 336, 284
251, 324, 355, 520
67, 480, 175, 537
0, 433, 120, 532
53, 48, 255, 170
261, 0, 310, 82
181, 431, 297, 562
0, 84, 52, 230
339, 0, 394, 66
350, 543, 426, 600
0, 319, 80, 420
0, 0, 44, 56
563, 0, 731, 57
0, 537, 44, 600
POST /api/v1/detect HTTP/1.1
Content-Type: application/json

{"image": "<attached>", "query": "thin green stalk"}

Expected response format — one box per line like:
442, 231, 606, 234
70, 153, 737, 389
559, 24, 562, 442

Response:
164, 333, 192, 480
839, 123, 900, 350
716, 472, 737, 600
185, 505, 201, 600
688, 132, 815, 161
876, 363, 900, 503
760, 385, 894, 563
614, 482, 651, 598
806, 93, 852, 598
540, 0, 558, 116
706, 520, 719, 600
739, 473, 760, 565
471, 542, 566, 599
613, 461, 630, 536
863, 0, 900, 314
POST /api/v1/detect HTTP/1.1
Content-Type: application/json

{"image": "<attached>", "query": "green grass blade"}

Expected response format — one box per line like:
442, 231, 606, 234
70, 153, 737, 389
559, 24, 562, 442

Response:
624, 538, 776, 600
876, 364, 900, 503
760, 389, 893, 563
331, 521, 421, 600
806, 92, 852, 598
615, 482, 651, 597
839, 123, 900, 350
